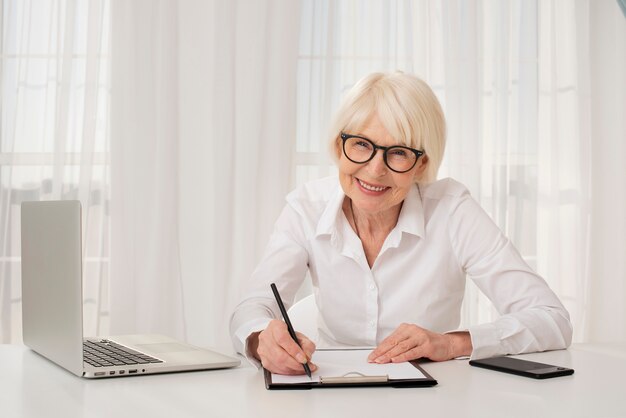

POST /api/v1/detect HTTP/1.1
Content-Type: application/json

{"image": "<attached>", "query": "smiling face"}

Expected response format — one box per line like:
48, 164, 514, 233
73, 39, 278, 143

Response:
338, 114, 427, 217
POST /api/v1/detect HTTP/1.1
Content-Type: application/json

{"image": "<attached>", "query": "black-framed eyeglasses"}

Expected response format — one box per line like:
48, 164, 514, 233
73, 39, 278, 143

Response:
340, 132, 425, 173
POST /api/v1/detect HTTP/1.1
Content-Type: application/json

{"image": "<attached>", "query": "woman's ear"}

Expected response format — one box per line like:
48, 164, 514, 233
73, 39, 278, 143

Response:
335, 138, 343, 159
414, 155, 429, 181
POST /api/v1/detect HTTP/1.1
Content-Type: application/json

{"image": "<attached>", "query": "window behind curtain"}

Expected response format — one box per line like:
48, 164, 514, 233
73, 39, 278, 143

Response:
0, 0, 111, 343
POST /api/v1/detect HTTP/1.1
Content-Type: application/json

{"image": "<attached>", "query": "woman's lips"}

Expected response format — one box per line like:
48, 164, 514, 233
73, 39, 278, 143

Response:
356, 178, 390, 194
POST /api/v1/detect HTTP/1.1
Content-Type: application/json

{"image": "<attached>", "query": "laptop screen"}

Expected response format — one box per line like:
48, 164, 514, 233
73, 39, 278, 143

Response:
21, 200, 85, 376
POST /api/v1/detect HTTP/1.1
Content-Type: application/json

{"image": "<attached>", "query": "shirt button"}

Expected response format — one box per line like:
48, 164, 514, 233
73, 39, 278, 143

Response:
369, 321, 376, 328
369, 284, 376, 291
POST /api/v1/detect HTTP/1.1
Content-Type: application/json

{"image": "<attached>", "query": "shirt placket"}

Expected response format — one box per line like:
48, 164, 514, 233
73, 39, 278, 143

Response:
365, 268, 379, 345
351, 250, 379, 346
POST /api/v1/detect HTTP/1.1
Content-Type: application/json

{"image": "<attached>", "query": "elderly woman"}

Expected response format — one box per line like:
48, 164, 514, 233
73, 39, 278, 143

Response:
230, 72, 572, 375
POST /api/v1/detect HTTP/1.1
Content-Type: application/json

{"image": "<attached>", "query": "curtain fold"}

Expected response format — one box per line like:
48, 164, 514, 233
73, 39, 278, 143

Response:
111, 0, 301, 350
178, 0, 301, 350
585, 0, 626, 342
110, 0, 186, 339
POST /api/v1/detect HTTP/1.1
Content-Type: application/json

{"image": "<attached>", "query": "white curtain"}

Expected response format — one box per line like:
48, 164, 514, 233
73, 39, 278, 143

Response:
110, 0, 300, 351
109, 0, 185, 339
294, 0, 626, 343
179, 0, 300, 350
0, 0, 110, 343
3, 0, 624, 348
585, 0, 626, 342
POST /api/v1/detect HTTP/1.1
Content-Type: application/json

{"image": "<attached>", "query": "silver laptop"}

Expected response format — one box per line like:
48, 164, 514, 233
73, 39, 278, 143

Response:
21, 200, 240, 378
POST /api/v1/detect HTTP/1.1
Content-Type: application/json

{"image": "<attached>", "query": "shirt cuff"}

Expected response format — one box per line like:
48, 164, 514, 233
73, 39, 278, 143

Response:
467, 322, 506, 360
234, 317, 273, 369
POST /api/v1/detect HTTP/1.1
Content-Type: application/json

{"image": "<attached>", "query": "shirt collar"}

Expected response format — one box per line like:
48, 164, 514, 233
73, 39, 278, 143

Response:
395, 183, 425, 238
315, 181, 425, 240
315, 184, 345, 238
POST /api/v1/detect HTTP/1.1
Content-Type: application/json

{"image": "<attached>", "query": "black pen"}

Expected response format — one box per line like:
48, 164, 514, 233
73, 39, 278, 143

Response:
270, 283, 312, 378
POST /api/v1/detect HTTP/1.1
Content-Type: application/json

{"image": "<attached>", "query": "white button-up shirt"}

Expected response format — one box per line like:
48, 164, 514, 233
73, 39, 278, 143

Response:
230, 176, 572, 360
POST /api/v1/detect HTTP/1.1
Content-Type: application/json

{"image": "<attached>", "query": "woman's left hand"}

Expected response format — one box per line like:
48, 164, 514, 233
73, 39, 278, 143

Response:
367, 323, 472, 363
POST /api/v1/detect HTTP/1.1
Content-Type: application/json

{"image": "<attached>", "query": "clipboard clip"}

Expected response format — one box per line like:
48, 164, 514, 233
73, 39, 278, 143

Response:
320, 372, 389, 384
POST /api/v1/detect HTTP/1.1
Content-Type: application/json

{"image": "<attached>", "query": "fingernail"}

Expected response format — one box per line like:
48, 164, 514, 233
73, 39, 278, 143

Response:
297, 354, 307, 363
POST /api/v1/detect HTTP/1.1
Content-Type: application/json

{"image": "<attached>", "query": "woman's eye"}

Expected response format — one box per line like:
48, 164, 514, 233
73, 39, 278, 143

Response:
389, 148, 408, 158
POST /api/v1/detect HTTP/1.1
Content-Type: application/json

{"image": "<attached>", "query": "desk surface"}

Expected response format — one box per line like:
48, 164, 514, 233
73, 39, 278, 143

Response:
2, 343, 625, 418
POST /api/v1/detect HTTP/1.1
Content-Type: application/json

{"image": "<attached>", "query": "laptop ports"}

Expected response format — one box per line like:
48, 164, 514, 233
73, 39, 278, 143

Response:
129, 369, 138, 374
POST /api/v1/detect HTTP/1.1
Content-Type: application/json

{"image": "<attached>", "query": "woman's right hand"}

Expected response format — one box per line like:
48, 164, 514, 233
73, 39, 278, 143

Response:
248, 319, 317, 375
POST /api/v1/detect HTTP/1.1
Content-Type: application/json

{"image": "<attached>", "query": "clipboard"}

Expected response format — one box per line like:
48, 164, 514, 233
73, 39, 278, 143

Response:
263, 349, 437, 389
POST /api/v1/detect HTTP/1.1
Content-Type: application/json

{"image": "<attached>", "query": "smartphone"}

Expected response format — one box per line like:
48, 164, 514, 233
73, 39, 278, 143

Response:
469, 356, 574, 379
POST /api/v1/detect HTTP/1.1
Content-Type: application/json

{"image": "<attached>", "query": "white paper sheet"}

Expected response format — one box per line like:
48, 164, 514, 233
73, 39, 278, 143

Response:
271, 349, 426, 384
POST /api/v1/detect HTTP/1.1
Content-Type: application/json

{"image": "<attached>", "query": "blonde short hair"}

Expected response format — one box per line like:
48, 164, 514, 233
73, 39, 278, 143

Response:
329, 72, 446, 184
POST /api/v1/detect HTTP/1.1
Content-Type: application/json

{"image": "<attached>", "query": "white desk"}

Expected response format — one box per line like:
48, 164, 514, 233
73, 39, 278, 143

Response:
2, 343, 625, 418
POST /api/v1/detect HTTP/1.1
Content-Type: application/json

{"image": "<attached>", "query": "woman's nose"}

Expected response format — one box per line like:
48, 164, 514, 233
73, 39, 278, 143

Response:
366, 149, 388, 177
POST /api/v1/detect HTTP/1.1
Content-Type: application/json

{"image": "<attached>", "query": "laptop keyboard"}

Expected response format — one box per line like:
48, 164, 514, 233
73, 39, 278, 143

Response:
83, 339, 163, 368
